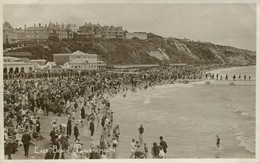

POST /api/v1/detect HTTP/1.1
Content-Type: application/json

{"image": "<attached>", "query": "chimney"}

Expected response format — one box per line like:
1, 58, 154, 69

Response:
24, 24, 26, 29
39, 23, 41, 27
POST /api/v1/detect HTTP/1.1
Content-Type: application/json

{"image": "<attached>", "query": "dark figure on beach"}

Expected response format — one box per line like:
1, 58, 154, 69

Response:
81, 107, 85, 119
159, 136, 168, 157
244, 75, 246, 80
36, 117, 41, 133
239, 75, 241, 80
151, 142, 160, 158
233, 75, 236, 80
249, 76, 251, 80
220, 75, 222, 80
138, 125, 144, 145
67, 116, 72, 136
225, 74, 228, 80
74, 123, 79, 141
60, 135, 69, 159
53, 135, 60, 159
74, 102, 78, 112
101, 116, 106, 128
216, 135, 220, 148
57, 102, 62, 116
216, 74, 219, 80
135, 145, 146, 159
5, 139, 13, 159
89, 119, 95, 138
50, 128, 56, 143
144, 85, 148, 90
99, 135, 106, 155
44, 97, 50, 116
44, 146, 54, 159
144, 143, 148, 158
22, 131, 31, 158
113, 125, 120, 139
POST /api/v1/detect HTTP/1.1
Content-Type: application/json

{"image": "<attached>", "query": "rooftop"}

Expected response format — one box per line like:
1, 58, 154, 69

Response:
53, 50, 97, 56
25, 26, 48, 31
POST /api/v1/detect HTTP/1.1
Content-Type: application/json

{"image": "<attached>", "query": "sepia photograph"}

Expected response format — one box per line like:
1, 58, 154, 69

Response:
1, 1, 258, 161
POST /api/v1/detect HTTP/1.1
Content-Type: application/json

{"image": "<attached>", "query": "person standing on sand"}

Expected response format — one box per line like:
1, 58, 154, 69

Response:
113, 125, 120, 139
53, 135, 60, 159
50, 128, 56, 143
89, 118, 95, 139
35, 117, 40, 133
151, 142, 160, 158
80, 106, 85, 123
22, 130, 31, 158
101, 116, 106, 128
216, 135, 220, 148
138, 125, 144, 146
112, 135, 119, 151
130, 139, 136, 159
44, 146, 54, 159
67, 116, 72, 136
5, 138, 13, 159
144, 142, 148, 158
159, 136, 168, 158
74, 123, 79, 141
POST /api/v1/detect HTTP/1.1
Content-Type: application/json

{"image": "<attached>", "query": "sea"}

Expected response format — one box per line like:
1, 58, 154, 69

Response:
110, 66, 256, 158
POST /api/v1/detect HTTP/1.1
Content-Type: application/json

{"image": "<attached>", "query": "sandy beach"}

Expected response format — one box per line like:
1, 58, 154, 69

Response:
6, 66, 255, 159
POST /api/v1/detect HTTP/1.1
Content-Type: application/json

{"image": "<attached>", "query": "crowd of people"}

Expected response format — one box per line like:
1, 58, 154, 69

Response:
129, 125, 168, 159
4, 64, 233, 159
205, 73, 252, 81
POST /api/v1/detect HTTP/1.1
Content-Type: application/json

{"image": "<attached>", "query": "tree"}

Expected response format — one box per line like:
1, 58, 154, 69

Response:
48, 36, 59, 41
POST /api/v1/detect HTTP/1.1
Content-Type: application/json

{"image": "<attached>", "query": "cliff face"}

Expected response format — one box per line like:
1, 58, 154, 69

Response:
8, 34, 256, 65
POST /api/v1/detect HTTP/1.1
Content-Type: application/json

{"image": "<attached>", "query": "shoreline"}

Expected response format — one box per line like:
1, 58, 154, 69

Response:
108, 66, 255, 158
4, 65, 255, 159
206, 65, 256, 74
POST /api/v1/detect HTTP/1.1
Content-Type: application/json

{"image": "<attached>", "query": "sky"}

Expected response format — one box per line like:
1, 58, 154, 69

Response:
3, 3, 256, 51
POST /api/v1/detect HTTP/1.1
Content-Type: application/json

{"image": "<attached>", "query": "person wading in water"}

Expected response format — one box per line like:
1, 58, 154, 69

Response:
216, 135, 220, 148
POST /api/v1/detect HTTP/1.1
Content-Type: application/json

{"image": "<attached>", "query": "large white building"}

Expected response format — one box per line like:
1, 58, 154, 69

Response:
54, 50, 106, 71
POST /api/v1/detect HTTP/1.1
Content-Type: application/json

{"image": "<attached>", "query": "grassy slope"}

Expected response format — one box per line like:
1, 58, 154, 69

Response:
9, 35, 256, 65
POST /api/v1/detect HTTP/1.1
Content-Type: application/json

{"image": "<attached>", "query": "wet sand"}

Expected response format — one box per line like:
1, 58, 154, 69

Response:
7, 66, 256, 159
